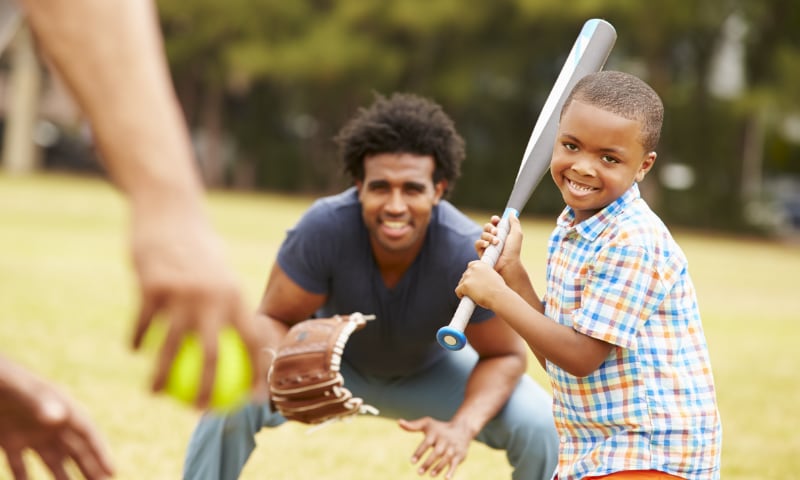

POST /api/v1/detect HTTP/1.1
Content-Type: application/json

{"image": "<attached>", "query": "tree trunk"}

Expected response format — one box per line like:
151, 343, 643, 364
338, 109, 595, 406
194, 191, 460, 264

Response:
198, 83, 225, 187
2, 24, 42, 174
740, 109, 765, 204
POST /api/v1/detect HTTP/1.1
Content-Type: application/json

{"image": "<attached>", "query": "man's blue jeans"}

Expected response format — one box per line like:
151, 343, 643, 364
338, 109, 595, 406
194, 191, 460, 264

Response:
183, 346, 558, 480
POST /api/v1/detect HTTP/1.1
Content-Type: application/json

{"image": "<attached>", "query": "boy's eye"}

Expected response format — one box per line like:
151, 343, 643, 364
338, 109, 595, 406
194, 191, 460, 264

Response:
564, 143, 578, 151
601, 154, 620, 164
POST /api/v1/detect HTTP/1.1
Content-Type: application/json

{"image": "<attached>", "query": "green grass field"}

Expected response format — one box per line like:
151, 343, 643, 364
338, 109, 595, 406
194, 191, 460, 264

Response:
1, 173, 798, 479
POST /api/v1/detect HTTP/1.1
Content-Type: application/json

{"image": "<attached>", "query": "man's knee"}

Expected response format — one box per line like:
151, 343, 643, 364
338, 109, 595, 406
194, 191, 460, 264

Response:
496, 379, 559, 474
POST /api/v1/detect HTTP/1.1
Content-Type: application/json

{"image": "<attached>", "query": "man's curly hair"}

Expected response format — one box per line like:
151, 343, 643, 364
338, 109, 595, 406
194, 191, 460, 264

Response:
334, 92, 465, 196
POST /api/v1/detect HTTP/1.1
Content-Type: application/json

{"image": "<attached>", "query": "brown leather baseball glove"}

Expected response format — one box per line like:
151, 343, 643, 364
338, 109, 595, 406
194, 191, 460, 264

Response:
268, 313, 378, 425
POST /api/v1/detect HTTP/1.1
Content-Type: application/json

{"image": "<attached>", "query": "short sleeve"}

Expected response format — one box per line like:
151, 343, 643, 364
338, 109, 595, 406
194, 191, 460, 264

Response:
276, 201, 337, 295
572, 243, 667, 349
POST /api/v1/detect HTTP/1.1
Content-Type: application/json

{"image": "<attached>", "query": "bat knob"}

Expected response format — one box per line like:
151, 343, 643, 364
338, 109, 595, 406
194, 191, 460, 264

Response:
436, 326, 467, 351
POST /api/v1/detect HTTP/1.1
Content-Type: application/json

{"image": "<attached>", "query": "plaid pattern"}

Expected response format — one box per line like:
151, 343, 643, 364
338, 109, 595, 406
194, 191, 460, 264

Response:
543, 184, 722, 480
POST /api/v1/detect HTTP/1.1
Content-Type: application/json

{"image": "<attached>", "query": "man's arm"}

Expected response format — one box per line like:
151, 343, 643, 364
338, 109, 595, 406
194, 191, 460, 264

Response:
398, 315, 527, 479
457, 317, 528, 432
18, 0, 197, 196
256, 263, 327, 368
16, 0, 267, 407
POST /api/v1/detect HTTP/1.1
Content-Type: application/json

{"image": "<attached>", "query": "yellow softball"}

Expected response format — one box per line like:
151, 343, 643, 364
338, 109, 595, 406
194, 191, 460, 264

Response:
147, 325, 253, 412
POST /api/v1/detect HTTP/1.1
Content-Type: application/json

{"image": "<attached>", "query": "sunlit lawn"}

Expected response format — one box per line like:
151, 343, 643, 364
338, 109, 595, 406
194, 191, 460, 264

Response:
1, 173, 798, 479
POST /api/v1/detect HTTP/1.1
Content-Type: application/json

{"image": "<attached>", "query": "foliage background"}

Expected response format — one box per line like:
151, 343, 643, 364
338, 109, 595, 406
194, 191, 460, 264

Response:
154, 0, 800, 233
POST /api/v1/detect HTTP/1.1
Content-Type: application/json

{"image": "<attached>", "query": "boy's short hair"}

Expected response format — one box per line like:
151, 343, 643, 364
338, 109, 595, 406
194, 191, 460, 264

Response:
562, 71, 664, 152
334, 92, 465, 195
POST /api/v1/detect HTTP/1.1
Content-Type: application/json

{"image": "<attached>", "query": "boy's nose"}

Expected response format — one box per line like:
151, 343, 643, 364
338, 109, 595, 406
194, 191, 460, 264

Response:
571, 156, 595, 176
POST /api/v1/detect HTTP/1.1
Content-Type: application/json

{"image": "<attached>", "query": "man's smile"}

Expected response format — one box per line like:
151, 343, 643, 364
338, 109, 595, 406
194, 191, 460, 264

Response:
380, 219, 412, 238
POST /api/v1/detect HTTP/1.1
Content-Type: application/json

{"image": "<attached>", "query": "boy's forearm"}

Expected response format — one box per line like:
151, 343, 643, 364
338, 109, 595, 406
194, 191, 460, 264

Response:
495, 263, 548, 364
500, 261, 544, 313
489, 287, 611, 376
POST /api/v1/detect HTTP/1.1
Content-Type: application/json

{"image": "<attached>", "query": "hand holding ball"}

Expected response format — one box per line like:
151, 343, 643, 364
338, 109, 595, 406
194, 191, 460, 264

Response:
146, 325, 253, 412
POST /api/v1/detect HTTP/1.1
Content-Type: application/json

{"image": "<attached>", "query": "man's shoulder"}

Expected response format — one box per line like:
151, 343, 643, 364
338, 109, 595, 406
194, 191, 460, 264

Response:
302, 187, 361, 225
434, 200, 481, 238
310, 187, 360, 212
427, 201, 482, 263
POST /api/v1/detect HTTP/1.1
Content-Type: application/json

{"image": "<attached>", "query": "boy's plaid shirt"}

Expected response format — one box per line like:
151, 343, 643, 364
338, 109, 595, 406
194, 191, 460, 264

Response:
543, 184, 722, 480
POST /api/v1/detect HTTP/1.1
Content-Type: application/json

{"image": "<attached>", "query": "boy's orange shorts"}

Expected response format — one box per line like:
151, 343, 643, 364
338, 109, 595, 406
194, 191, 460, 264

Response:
585, 471, 684, 479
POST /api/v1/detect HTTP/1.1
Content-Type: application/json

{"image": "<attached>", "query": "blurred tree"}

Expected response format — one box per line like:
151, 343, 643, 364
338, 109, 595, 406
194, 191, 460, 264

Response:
156, 0, 799, 233
735, 1, 800, 229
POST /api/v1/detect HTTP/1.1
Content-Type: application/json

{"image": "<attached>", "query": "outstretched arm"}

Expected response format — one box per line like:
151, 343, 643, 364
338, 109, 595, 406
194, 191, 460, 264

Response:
17, 0, 267, 407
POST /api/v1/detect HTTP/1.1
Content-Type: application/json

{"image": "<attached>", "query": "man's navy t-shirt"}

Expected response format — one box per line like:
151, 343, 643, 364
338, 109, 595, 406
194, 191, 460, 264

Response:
277, 187, 494, 377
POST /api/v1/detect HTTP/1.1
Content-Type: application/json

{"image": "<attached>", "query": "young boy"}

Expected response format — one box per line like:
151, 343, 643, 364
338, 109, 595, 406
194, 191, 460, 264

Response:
455, 71, 722, 479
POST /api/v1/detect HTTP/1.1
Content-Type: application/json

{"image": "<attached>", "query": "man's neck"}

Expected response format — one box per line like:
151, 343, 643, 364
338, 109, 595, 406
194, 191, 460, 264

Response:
371, 242, 423, 290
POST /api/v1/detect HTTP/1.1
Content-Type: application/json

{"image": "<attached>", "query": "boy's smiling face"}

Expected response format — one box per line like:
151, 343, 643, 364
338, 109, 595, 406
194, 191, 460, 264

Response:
550, 100, 656, 224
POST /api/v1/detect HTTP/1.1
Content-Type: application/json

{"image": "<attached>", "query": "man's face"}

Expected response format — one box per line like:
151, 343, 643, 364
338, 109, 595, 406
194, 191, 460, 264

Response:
550, 100, 656, 224
356, 153, 446, 260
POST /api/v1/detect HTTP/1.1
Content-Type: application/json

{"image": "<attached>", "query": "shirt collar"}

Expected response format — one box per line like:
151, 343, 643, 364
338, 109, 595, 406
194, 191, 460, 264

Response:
556, 183, 641, 240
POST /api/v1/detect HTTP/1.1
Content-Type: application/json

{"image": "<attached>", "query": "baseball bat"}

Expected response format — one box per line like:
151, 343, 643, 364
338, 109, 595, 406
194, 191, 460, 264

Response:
437, 18, 617, 351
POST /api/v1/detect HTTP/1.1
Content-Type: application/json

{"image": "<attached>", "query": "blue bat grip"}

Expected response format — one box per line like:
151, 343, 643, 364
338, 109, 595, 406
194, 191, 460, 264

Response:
436, 326, 468, 351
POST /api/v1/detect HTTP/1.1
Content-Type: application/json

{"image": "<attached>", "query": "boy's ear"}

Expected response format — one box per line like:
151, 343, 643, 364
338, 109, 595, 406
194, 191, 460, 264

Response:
636, 151, 657, 182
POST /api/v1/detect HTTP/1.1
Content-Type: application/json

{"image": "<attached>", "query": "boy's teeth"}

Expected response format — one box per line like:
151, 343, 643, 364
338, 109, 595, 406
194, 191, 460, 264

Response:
569, 179, 593, 191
